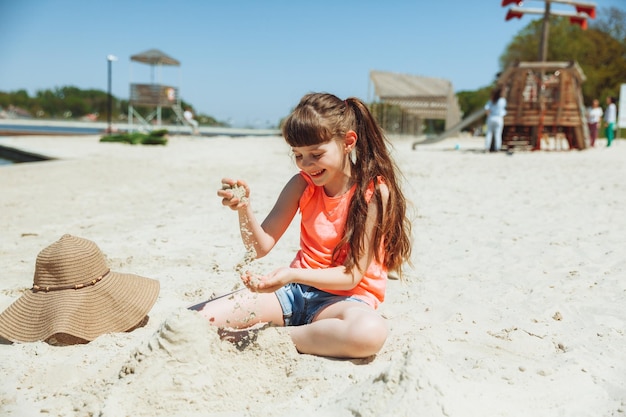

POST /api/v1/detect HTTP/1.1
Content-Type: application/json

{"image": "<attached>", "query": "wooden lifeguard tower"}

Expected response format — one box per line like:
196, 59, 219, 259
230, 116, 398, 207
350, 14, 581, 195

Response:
497, 61, 589, 151
128, 49, 187, 131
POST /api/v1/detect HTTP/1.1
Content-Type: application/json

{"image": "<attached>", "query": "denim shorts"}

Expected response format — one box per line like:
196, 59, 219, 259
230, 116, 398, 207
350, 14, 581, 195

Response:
274, 283, 367, 326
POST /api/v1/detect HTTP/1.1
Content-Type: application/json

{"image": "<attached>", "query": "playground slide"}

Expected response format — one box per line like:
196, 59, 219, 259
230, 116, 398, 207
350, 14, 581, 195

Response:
411, 108, 486, 149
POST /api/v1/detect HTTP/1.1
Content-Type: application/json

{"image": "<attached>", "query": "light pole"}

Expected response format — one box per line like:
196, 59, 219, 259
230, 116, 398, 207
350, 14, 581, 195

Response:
106, 54, 118, 133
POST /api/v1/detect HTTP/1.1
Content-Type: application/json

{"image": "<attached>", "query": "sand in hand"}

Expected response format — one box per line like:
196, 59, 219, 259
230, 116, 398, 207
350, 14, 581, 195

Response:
222, 182, 260, 284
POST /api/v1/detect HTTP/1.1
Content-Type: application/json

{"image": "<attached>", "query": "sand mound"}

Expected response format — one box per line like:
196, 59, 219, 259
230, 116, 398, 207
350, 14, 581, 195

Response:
99, 309, 299, 416
99, 308, 451, 417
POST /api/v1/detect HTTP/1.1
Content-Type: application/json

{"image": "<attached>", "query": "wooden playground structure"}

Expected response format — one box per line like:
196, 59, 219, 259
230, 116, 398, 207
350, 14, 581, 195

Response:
497, 61, 589, 151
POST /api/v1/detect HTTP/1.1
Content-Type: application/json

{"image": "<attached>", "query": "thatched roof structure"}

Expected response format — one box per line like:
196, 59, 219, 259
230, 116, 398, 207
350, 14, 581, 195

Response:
128, 49, 183, 128
130, 49, 180, 66
370, 70, 461, 129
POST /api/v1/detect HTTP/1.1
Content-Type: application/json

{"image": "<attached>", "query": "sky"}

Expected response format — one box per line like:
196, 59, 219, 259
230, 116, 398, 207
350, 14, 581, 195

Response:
1, 0, 624, 128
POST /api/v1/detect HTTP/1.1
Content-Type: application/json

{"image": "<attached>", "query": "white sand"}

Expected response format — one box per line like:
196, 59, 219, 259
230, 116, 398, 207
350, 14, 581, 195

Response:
0, 134, 624, 416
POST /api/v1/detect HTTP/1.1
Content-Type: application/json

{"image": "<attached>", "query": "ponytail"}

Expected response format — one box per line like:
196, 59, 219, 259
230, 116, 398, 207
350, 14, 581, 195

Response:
339, 97, 411, 276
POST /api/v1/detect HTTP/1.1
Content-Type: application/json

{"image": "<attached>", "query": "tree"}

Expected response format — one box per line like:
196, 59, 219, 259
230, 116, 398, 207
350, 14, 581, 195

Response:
7, 89, 31, 109
457, 87, 491, 117
456, 86, 492, 131
593, 7, 626, 45
0, 86, 226, 125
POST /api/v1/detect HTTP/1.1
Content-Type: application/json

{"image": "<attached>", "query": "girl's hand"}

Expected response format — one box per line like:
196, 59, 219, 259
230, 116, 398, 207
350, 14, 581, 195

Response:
241, 267, 292, 293
217, 178, 250, 210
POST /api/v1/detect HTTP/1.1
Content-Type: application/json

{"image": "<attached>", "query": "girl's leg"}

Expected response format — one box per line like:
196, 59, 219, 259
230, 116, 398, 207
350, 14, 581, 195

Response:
494, 118, 504, 151
191, 289, 284, 329
589, 123, 597, 146
485, 121, 494, 151
607, 123, 614, 147
289, 301, 388, 358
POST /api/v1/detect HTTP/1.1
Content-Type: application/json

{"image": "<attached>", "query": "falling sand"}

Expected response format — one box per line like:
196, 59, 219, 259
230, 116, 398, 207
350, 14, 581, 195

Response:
223, 183, 258, 278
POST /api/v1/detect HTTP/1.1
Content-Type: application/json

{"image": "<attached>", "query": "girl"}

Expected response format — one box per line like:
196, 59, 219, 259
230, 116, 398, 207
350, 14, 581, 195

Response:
191, 93, 412, 358
587, 99, 603, 147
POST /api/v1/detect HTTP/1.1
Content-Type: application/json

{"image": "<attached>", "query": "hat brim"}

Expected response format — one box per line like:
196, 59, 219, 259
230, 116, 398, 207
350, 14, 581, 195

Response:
0, 271, 159, 343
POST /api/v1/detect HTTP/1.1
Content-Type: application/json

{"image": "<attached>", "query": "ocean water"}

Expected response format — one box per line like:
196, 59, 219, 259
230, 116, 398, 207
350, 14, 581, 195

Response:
0, 122, 103, 166
0, 124, 102, 135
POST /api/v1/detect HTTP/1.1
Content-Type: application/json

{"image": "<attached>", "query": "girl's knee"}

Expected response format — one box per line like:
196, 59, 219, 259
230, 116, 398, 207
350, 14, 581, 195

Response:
351, 314, 388, 356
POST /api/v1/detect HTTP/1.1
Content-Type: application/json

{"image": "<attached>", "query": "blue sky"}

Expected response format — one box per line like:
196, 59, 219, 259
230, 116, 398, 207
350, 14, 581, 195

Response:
1, 0, 623, 127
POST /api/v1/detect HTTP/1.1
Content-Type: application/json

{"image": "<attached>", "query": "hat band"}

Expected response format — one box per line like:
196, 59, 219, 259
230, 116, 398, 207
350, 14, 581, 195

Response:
32, 269, 111, 292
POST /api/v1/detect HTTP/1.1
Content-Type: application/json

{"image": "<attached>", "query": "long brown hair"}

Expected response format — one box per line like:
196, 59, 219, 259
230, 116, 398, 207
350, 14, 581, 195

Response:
491, 87, 502, 104
281, 93, 412, 276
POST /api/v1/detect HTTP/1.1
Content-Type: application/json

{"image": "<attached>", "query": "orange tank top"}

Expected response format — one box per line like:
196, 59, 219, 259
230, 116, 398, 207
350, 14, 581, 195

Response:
289, 172, 387, 308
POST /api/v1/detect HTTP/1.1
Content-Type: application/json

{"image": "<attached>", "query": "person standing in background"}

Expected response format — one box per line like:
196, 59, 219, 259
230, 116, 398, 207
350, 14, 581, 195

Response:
184, 108, 200, 135
587, 99, 603, 147
604, 97, 617, 147
484, 87, 507, 152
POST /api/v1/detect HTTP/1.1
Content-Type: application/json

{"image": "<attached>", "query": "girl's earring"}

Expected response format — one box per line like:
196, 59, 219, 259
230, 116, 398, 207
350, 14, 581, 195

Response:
349, 148, 356, 164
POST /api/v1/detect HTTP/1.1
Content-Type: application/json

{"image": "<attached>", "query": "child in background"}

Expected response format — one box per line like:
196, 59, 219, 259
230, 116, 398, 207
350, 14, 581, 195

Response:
604, 96, 617, 147
587, 99, 603, 147
183, 107, 200, 135
190, 92, 412, 358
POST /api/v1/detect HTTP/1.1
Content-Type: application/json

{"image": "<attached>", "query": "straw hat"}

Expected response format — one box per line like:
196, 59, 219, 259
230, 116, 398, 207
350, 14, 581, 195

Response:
0, 234, 160, 343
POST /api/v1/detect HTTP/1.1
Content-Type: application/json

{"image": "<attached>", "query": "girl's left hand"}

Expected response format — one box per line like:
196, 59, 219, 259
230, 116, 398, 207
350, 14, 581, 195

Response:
241, 267, 292, 293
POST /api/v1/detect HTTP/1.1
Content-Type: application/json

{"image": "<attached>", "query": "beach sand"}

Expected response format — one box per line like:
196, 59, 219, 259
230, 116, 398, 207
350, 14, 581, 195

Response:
0, 134, 624, 416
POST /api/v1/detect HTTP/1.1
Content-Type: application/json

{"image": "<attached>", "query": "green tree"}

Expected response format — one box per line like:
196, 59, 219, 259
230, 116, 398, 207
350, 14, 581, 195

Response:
10, 89, 30, 108
457, 87, 491, 116
36, 89, 62, 117
1, 85, 226, 125
593, 6, 626, 45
